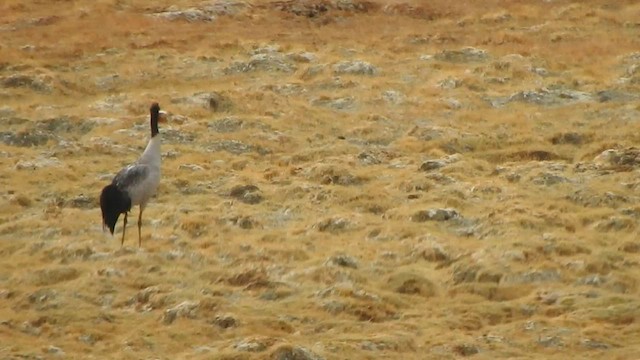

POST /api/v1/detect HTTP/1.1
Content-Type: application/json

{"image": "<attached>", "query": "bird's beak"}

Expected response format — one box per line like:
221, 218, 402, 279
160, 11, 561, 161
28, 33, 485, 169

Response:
158, 110, 169, 123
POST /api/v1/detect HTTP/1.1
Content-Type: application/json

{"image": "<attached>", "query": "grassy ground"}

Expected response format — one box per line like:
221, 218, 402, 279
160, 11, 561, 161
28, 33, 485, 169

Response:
1, 0, 640, 359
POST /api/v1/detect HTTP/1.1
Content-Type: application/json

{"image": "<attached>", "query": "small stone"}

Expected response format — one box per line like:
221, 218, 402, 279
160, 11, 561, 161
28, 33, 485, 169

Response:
162, 301, 199, 325
78, 334, 97, 345
229, 184, 263, 204
550, 132, 590, 145
453, 343, 480, 356
287, 52, 317, 63
270, 345, 325, 360
381, 90, 405, 104
15, 157, 62, 170
235, 338, 268, 352
208, 117, 243, 133
315, 217, 352, 233
326, 254, 359, 269
419, 159, 445, 171
207, 139, 269, 155
225, 53, 296, 73
1, 130, 54, 147
411, 208, 460, 222
434, 47, 488, 63
179, 164, 205, 171
1, 74, 53, 93
311, 96, 356, 110
45, 345, 64, 356
387, 272, 437, 297
580, 339, 610, 349
171, 91, 233, 112
66, 194, 94, 209
537, 335, 563, 348
333, 60, 377, 75
212, 314, 237, 329
152, 8, 214, 22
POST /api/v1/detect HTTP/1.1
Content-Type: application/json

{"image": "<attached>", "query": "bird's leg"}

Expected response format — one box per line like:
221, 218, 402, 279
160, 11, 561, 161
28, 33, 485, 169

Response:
121, 212, 128, 247
138, 206, 143, 248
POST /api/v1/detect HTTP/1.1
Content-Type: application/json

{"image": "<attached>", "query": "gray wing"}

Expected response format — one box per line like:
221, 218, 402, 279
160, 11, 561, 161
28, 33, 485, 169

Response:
112, 164, 150, 189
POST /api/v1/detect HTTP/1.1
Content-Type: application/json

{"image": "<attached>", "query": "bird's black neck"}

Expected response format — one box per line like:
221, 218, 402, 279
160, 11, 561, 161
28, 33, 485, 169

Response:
150, 105, 160, 137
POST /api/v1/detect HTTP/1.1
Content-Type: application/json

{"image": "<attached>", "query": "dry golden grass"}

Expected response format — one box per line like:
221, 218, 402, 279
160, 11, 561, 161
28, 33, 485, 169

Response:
2, 0, 640, 359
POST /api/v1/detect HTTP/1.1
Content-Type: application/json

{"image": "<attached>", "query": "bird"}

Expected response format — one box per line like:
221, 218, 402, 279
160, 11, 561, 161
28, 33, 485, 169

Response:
100, 102, 163, 247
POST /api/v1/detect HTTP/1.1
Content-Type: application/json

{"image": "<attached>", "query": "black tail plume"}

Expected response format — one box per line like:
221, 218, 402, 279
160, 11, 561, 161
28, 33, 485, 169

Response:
100, 184, 132, 235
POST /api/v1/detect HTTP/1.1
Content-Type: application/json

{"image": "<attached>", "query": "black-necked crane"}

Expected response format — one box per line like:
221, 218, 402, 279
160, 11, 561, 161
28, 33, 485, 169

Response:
100, 102, 163, 247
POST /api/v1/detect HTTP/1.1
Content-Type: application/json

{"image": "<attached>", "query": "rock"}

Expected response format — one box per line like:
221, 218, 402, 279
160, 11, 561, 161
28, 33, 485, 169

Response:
162, 128, 196, 143
66, 194, 94, 209
387, 272, 437, 297
37, 116, 95, 135
1, 130, 54, 147
334, 0, 377, 12
567, 189, 628, 208
130, 286, 160, 305
502, 269, 561, 284
1, 73, 53, 93
381, 90, 405, 104
550, 132, 591, 145
531, 172, 570, 186
438, 77, 462, 89
411, 241, 451, 263
15, 156, 62, 170
333, 60, 377, 75
577, 274, 606, 286
229, 184, 263, 204
419, 154, 461, 171
441, 97, 462, 109
301, 64, 326, 79
287, 51, 317, 63
594, 148, 640, 168
96, 268, 124, 278
311, 96, 356, 110
315, 217, 352, 233
270, 345, 325, 360
207, 139, 270, 155
151, 8, 215, 22
235, 338, 270, 352
201, 0, 249, 16
580, 339, 610, 349
78, 334, 97, 346
434, 47, 489, 63
489, 87, 592, 107
357, 151, 381, 165
411, 208, 460, 222
94, 74, 121, 91
312, 165, 366, 185
30, 267, 80, 286
273, 1, 329, 17
179, 164, 205, 171
537, 336, 563, 348
208, 117, 244, 132
453, 343, 480, 356
596, 89, 638, 102
46, 345, 65, 356
225, 53, 296, 73
325, 254, 359, 269
0, 106, 16, 117
594, 216, 634, 232
27, 288, 58, 309
620, 242, 640, 253
211, 314, 237, 329
171, 91, 233, 112
90, 95, 127, 113
162, 301, 199, 325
